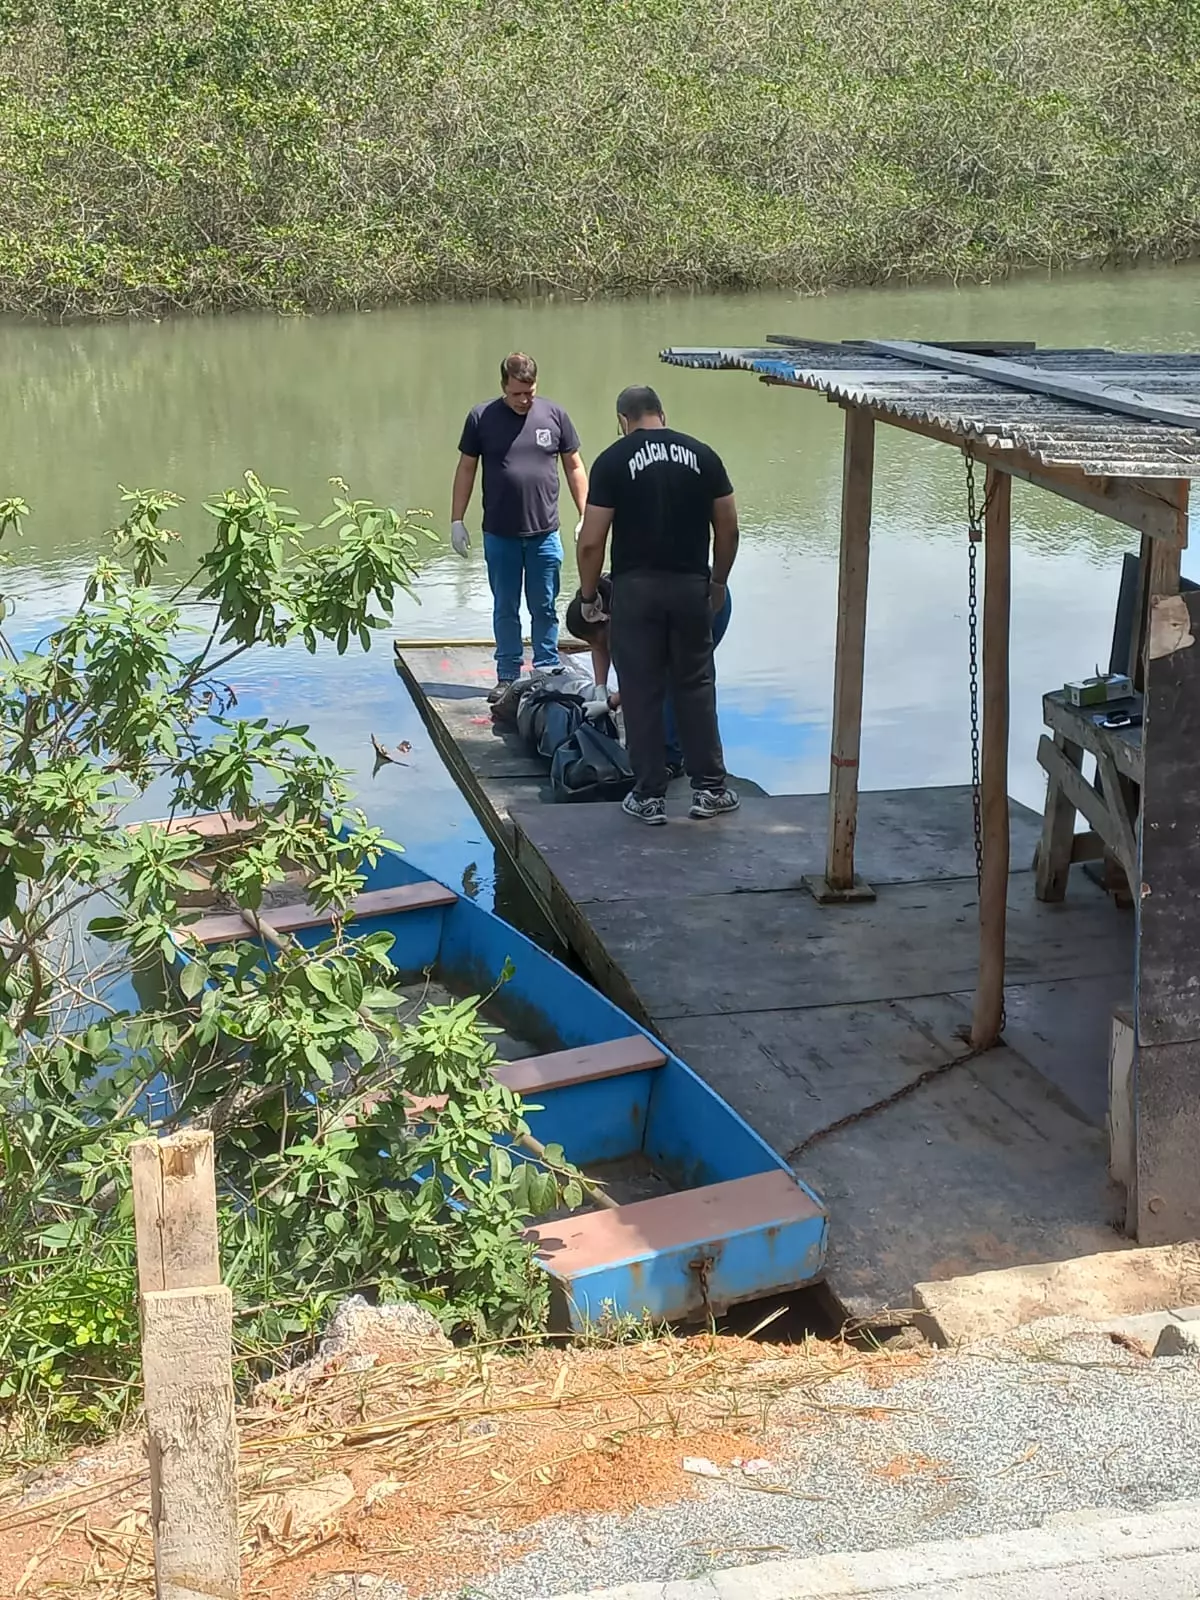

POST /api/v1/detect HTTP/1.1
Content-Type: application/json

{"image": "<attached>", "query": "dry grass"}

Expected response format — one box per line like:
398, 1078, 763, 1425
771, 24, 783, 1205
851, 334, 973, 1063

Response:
0, 1327, 927, 1599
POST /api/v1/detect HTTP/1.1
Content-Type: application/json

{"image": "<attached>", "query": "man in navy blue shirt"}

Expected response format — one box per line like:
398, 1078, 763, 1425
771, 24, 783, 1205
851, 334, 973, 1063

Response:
451, 353, 588, 698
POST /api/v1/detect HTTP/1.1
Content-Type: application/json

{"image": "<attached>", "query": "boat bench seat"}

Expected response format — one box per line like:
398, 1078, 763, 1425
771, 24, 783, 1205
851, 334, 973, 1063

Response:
390, 1035, 666, 1124
186, 880, 458, 946
527, 1169, 826, 1323
529, 1170, 823, 1274
497, 1035, 666, 1095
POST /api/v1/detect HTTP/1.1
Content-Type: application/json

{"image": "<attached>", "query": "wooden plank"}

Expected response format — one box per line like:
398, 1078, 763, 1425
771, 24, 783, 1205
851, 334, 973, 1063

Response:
769, 336, 1039, 355
1094, 745, 1139, 891
188, 879, 457, 946
1034, 732, 1083, 902
864, 339, 1200, 432
1070, 831, 1107, 863
825, 407, 875, 893
1109, 1008, 1136, 1206
1037, 736, 1137, 884
1135, 589, 1200, 1243
971, 468, 1011, 1050
585, 874, 1128, 1021
393, 645, 571, 952
1042, 693, 1143, 785
1129, 522, 1185, 686
495, 1035, 666, 1095
130, 1131, 220, 1297
513, 788, 1044, 906
141, 1285, 240, 1600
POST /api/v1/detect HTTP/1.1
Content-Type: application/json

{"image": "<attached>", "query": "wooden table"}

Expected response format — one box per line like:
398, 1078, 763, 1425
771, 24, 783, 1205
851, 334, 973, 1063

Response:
1034, 690, 1143, 901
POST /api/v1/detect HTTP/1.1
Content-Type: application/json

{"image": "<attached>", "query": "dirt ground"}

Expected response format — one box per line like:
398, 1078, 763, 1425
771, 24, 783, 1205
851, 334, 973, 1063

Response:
0, 1320, 925, 1599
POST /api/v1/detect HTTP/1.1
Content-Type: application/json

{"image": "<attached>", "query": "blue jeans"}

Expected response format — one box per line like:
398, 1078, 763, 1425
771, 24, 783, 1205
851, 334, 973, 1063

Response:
664, 586, 731, 767
483, 530, 563, 681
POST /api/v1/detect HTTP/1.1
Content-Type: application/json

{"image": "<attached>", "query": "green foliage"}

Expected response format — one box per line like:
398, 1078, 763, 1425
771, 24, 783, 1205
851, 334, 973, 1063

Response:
0, 476, 577, 1460
2, 0, 1200, 315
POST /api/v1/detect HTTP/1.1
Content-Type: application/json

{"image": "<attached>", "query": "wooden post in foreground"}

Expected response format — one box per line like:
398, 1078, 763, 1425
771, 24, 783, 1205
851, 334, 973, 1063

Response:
131, 1127, 220, 1294
810, 405, 876, 903
131, 1131, 240, 1600
970, 467, 1012, 1050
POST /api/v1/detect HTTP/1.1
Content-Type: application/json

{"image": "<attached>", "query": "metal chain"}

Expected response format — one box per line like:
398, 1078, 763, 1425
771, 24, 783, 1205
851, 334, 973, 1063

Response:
785, 1038, 985, 1163
965, 452, 984, 891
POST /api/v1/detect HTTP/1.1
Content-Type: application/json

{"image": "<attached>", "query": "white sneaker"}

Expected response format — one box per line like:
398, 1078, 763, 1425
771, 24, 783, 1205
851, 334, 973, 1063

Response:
689, 787, 740, 820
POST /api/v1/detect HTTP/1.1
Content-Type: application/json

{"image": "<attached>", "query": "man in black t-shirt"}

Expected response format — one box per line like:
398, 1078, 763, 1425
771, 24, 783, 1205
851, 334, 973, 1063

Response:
451, 352, 588, 697
575, 385, 740, 825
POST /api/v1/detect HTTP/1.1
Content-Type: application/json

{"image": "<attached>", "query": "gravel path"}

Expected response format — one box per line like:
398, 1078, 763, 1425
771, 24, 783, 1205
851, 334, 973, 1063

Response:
455, 1319, 1200, 1600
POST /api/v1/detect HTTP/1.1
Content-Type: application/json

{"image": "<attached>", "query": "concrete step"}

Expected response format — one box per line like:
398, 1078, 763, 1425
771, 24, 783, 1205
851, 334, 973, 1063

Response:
913, 1242, 1200, 1344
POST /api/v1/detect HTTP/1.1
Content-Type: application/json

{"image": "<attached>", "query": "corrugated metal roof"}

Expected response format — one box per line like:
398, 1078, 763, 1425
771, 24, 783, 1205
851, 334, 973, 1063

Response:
659, 339, 1200, 478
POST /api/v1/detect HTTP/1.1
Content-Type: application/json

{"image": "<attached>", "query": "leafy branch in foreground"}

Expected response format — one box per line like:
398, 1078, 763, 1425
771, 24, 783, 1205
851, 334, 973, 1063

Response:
0, 475, 578, 1456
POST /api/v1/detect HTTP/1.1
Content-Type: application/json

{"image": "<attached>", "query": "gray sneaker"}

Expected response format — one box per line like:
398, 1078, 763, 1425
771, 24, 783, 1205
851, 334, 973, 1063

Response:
689, 787, 740, 820
622, 792, 667, 826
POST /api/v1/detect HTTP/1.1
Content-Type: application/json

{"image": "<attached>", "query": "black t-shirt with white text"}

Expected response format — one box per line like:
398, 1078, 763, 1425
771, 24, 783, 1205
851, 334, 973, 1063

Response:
586, 427, 733, 576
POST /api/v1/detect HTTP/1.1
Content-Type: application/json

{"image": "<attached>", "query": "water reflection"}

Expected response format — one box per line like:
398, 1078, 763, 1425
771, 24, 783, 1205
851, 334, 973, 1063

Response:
5, 265, 1200, 896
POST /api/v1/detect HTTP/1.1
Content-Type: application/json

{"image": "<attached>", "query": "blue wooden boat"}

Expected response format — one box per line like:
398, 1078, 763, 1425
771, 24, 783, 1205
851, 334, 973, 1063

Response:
178, 819, 828, 1330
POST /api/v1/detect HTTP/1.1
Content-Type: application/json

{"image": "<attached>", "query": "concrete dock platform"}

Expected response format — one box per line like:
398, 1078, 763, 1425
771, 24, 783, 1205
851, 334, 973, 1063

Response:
396, 646, 1134, 1323
511, 789, 1131, 1321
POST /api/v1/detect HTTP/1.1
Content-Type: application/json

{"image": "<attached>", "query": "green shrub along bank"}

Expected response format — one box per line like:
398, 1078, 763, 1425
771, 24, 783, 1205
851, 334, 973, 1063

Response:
2, 0, 1200, 318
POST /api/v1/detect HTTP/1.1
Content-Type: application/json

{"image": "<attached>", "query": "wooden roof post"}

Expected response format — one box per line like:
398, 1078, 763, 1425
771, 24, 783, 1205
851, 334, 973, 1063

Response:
810, 404, 876, 904
971, 466, 1012, 1049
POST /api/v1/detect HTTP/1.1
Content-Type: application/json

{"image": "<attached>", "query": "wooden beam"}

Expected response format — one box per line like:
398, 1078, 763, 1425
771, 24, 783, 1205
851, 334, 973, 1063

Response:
824, 406, 874, 893
142, 1286, 240, 1600
971, 467, 1012, 1050
864, 339, 1200, 431
1129, 487, 1187, 687
130, 1130, 220, 1297
1036, 737, 1138, 886
767, 335, 1039, 356
1033, 731, 1084, 902
1109, 1008, 1136, 1220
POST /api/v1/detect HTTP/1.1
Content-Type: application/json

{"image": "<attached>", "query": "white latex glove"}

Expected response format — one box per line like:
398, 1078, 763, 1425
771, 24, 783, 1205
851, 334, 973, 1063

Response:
574, 516, 584, 538
580, 592, 609, 624
450, 520, 470, 558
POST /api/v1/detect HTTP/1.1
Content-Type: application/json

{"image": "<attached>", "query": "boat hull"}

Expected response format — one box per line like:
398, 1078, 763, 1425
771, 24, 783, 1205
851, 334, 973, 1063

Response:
176, 829, 829, 1328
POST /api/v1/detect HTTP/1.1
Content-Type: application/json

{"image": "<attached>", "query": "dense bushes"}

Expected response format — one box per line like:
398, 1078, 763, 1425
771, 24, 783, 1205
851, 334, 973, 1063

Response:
2, 0, 1200, 317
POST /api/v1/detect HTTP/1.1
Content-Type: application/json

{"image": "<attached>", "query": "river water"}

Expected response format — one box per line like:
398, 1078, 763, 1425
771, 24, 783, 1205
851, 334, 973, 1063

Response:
5, 266, 1200, 905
